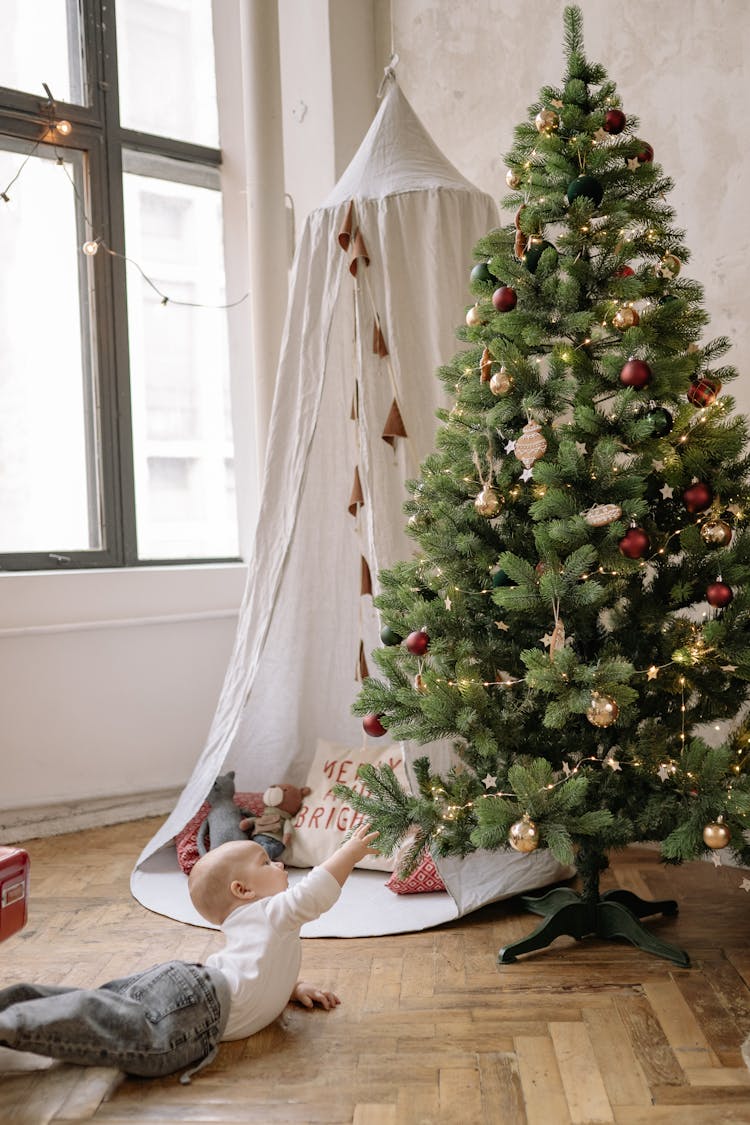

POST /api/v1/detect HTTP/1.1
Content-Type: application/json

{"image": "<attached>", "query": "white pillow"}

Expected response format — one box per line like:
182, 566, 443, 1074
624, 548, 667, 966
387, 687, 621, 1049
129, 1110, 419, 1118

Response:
284, 738, 407, 870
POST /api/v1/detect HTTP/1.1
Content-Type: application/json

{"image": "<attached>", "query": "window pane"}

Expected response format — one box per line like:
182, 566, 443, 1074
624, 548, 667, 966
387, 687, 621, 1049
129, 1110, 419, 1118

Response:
0, 141, 101, 553
122, 159, 238, 560
116, 0, 219, 147
0, 1, 85, 105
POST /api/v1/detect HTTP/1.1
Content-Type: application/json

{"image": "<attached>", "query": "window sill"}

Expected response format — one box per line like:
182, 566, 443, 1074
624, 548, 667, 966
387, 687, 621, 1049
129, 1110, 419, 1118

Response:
0, 563, 247, 633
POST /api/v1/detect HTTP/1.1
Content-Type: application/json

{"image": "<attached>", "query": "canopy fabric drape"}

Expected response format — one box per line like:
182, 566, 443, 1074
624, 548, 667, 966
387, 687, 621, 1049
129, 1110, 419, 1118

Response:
131, 80, 572, 935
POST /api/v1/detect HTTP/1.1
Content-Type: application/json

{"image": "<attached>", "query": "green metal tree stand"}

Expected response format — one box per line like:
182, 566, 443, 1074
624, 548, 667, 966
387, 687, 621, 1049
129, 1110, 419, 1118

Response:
498, 848, 690, 968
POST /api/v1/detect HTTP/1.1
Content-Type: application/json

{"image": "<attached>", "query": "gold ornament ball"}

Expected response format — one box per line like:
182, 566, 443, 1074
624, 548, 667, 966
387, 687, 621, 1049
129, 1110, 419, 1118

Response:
466, 304, 483, 328
535, 109, 559, 134
613, 306, 640, 330
474, 485, 501, 518
658, 252, 681, 278
700, 520, 732, 548
703, 820, 731, 849
506, 168, 522, 189
489, 367, 512, 396
508, 815, 540, 853
586, 691, 619, 728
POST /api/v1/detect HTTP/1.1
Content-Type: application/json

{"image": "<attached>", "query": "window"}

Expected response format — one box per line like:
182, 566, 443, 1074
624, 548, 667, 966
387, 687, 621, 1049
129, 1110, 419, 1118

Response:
0, 0, 240, 569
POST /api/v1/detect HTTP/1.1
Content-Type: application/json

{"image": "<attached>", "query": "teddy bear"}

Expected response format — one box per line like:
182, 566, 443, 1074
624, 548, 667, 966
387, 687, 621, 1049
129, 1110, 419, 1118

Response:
239, 784, 311, 861
195, 771, 252, 856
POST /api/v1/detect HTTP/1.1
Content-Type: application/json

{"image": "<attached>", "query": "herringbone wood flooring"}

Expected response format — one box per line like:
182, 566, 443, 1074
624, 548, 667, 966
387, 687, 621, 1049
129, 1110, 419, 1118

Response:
0, 819, 749, 1124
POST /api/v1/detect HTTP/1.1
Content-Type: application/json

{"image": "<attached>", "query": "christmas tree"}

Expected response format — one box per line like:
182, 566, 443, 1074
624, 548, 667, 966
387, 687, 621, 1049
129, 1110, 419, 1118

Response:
338, 6, 750, 967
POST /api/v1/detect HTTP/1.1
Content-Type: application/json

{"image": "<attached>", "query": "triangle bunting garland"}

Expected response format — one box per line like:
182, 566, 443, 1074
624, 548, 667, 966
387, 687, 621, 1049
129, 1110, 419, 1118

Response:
336, 199, 370, 276
381, 398, 408, 447
360, 555, 372, 596
348, 466, 364, 516
372, 318, 389, 357
355, 639, 369, 683
337, 200, 354, 251
348, 228, 370, 276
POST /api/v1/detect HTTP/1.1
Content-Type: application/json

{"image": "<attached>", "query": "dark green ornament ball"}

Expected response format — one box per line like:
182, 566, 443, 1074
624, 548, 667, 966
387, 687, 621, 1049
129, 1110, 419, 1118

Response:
647, 407, 673, 437
492, 569, 512, 587
417, 586, 438, 602
380, 625, 403, 646
566, 175, 604, 207
470, 261, 497, 285
523, 239, 557, 274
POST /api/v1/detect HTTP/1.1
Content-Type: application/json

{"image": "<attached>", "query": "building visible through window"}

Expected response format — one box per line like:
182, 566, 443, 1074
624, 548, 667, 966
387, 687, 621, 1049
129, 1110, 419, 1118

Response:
0, 0, 240, 568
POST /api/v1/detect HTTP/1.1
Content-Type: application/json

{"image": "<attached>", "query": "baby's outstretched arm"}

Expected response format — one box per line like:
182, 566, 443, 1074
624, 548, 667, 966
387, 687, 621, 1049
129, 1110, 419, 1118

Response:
290, 981, 341, 1009
287, 826, 379, 1010
321, 822, 380, 887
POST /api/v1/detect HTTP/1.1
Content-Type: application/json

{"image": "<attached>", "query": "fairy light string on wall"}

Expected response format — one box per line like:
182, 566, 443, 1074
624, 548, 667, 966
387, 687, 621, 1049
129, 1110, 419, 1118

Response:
1, 84, 249, 311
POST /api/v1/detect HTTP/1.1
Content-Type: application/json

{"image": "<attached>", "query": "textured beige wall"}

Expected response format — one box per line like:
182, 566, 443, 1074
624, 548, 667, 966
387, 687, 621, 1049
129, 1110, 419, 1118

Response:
381, 0, 750, 411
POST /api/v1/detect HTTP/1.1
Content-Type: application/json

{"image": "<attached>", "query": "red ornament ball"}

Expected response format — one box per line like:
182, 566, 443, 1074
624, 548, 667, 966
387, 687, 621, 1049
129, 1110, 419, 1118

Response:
706, 582, 733, 608
620, 358, 652, 389
604, 108, 626, 134
616, 265, 635, 278
687, 378, 721, 407
682, 482, 713, 514
619, 527, 650, 559
405, 629, 430, 656
362, 713, 386, 737
492, 285, 518, 312
636, 141, 654, 163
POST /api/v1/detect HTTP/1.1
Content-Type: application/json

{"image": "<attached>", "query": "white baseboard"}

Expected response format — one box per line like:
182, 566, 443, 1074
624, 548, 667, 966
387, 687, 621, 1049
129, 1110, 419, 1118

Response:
0, 789, 181, 846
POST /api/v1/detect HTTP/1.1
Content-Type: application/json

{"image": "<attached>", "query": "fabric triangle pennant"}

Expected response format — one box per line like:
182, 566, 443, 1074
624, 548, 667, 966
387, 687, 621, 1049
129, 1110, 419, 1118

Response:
338, 200, 354, 251
381, 398, 408, 446
372, 318, 389, 357
356, 639, 369, 682
360, 555, 372, 596
348, 466, 364, 516
349, 228, 370, 276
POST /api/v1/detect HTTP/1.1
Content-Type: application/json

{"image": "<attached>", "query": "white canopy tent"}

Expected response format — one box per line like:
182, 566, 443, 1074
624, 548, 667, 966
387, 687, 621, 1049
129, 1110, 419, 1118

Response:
131, 79, 572, 936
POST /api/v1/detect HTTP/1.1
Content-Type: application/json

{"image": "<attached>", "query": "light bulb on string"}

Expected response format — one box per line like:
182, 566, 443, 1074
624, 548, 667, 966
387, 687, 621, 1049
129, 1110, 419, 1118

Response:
0, 96, 251, 312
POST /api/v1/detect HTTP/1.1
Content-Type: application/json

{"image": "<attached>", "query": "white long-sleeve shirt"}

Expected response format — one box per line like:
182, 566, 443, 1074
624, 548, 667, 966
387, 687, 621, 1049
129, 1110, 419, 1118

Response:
206, 866, 341, 1040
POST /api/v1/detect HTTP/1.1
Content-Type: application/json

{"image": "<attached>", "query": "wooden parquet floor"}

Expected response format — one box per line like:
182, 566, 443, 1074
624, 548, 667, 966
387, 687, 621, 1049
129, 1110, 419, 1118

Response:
0, 820, 749, 1124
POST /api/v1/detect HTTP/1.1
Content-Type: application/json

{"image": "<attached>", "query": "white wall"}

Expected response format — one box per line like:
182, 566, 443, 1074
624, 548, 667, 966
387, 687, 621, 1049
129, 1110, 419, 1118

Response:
3, 0, 747, 827
0, 566, 247, 826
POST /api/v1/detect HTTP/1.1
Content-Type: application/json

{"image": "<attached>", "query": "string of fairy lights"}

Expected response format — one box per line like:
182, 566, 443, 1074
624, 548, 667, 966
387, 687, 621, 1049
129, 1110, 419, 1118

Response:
1, 89, 249, 311
382, 134, 750, 880
14, 93, 746, 884
388, 374, 750, 880
422, 689, 748, 875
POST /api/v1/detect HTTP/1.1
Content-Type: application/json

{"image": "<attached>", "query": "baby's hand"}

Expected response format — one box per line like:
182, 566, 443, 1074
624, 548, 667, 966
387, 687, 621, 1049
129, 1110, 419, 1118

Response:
291, 981, 341, 1010
345, 821, 380, 861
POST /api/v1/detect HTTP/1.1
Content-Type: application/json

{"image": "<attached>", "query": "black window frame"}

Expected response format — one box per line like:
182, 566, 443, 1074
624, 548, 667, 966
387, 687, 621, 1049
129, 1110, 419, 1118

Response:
0, 0, 239, 571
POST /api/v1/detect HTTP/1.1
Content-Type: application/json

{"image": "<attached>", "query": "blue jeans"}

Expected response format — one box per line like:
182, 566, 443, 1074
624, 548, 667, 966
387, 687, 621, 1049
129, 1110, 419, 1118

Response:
253, 834, 285, 861
0, 961, 230, 1083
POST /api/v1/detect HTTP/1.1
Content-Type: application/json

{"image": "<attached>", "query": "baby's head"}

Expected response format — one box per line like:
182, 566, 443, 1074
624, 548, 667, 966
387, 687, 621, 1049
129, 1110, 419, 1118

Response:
188, 839, 288, 925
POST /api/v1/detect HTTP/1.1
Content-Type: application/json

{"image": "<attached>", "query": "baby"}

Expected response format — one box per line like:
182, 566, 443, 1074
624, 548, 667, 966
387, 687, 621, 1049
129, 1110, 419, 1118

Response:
0, 822, 379, 1082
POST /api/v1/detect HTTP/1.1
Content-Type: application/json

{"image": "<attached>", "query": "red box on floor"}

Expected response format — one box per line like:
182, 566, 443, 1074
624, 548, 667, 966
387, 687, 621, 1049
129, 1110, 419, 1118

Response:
0, 847, 30, 941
